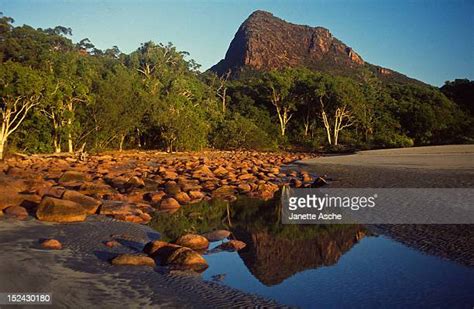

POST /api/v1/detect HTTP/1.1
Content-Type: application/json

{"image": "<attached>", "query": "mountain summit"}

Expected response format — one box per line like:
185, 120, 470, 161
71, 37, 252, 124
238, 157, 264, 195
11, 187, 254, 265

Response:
211, 10, 419, 84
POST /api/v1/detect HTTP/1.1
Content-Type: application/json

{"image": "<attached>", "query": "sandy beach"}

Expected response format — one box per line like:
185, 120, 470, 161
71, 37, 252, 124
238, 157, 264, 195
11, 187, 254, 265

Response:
298, 145, 474, 266
0, 216, 279, 308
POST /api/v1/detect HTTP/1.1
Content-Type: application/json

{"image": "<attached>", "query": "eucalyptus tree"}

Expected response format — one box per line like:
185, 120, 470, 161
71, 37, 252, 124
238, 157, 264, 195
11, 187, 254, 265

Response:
0, 61, 44, 159
260, 69, 299, 137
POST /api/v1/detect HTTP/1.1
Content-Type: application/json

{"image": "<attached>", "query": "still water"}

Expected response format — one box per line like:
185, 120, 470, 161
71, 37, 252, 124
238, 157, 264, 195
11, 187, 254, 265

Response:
151, 198, 474, 308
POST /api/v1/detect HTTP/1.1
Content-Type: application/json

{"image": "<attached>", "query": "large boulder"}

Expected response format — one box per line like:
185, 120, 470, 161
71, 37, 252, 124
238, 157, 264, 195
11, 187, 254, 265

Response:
175, 234, 209, 250
36, 197, 87, 222
62, 190, 101, 214
111, 254, 156, 267
164, 247, 208, 270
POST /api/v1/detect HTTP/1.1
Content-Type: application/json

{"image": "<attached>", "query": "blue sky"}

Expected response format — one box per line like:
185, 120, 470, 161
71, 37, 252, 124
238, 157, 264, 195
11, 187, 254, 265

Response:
1, 0, 473, 86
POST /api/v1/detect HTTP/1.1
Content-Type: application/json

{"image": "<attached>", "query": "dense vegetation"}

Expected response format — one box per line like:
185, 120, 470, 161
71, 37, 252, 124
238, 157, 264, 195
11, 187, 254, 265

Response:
0, 14, 471, 159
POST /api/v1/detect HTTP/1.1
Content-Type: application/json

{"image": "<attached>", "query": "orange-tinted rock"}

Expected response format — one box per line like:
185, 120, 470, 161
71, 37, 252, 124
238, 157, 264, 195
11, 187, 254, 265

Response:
164, 247, 207, 270
238, 183, 252, 193
62, 190, 101, 214
175, 234, 209, 250
104, 240, 120, 248
59, 171, 87, 183
99, 201, 142, 216
162, 171, 178, 180
111, 254, 155, 267
36, 197, 87, 222
174, 192, 191, 205
40, 239, 63, 250
3, 206, 28, 219
160, 198, 180, 210
144, 191, 165, 204
189, 190, 205, 201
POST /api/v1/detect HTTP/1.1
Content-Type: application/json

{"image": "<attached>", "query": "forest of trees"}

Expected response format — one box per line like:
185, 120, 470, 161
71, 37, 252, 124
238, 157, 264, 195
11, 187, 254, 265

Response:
0, 13, 472, 159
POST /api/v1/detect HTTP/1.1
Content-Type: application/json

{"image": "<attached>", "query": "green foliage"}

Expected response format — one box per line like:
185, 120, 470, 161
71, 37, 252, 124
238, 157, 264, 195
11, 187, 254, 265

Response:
0, 13, 470, 155
211, 113, 276, 150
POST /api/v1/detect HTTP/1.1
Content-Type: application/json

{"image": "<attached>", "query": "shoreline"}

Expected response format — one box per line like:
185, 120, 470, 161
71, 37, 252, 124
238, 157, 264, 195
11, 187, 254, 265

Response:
296, 145, 474, 267
0, 216, 281, 308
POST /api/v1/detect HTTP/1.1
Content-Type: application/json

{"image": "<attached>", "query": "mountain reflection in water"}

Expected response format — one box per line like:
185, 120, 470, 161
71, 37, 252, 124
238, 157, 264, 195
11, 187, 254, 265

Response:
150, 197, 368, 285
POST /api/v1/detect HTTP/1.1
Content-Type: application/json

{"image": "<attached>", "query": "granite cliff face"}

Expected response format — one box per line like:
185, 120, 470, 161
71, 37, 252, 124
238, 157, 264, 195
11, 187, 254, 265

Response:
211, 10, 421, 85
211, 10, 364, 75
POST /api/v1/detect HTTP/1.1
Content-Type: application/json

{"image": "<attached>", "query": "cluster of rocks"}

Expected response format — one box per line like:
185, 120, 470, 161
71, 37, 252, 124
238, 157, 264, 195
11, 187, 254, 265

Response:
0, 151, 317, 224
111, 231, 245, 271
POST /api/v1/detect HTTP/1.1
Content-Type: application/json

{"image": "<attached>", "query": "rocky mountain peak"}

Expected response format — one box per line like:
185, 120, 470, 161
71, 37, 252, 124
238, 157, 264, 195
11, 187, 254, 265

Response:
210, 10, 364, 75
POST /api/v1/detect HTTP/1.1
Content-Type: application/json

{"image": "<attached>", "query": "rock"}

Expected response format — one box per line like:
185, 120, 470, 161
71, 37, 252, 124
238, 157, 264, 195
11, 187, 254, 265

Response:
3, 206, 28, 219
143, 240, 181, 259
38, 186, 66, 199
211, 185, 235, 199
213, 166, 229, 177
218, 240, 247, 251
62, 190, 101, 214
189, 190, 205, 201
40, 239, 62, 250
164, 182, 181, 195
99, 201, 142, 215
237, 183, 252, 193
145, 191, 166, 204
302, 173, 312, 183
111, 254, 156, 267
175, 234, 209, 250
165, 247, 207, 270
238, 173, 254, 180
162, 171, 178, 180
312, 176, 328, 188
202, 230, 231, 242
0, 177, 28, 211
194, 165, 213, 176
174, 192, 191, 205
36, 197, 87, 222
59, 171, 87, 183
160, 198, 180, 210
104, 240, 120, 248
126, 176, 145, 188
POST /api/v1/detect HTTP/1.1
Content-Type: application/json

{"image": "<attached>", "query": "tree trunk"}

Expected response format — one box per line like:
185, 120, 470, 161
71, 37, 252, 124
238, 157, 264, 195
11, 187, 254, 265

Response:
119, 134, 125, 152
0, 138, 5, 161
222, 88, 227, 113
321, 110, 332, 145
68, 131, 73, 153
67, 102, 74, 153
53, 137, 61, 153
52, 117, 61, 153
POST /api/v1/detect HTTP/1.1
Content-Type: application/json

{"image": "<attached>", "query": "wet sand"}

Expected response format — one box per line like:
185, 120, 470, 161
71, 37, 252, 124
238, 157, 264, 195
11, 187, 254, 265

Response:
298, 145, 474, 266
0, 216, 280, 308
